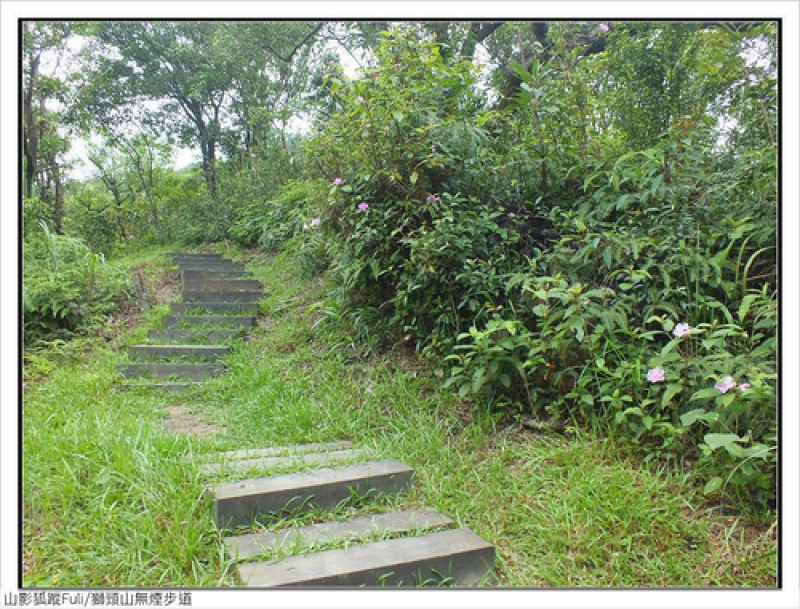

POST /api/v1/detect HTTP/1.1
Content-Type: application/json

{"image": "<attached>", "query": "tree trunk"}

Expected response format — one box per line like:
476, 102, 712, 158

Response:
23, 53, 40, 199
52, 162, 65, 234
200, 138, 217, 198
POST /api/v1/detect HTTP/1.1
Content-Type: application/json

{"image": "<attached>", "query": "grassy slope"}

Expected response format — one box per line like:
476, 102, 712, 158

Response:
22, 245, 777, 587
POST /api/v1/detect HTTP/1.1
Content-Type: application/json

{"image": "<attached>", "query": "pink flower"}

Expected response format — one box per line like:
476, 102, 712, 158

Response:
333, 178, 343, 185
357, 202, 369, 212
599, 23, 610, 31
646, 367, 665, 383
426, 194, 440, 203
310, 218, 321, 227
714, 376, 736, 393
739, 383, 751, 392
673, 323, 691, 338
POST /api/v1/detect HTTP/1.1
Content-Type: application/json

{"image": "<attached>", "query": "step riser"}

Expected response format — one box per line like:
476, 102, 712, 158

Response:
212, 460, 414, 530
183, 291, 262, 303
128, 345, 230, 361
162, 316, 256, 329
182, 270, 250, 281
182, 280, 262, 291
201, 449, 366, 476
235, 528, 496, 587
167, 252, 224, 258
117, 363, 226, 381
168, 255, 225, 262
148, 329, 243, 343
170, 303, 260, 314
226, 509, 454, 561
200, 441, 354, 462
175, 263, 247, 271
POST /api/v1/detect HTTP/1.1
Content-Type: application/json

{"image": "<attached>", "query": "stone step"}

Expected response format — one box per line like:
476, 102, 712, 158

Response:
168, 252, 225, 261
235, 527, 496, 587
200, 448, 367, 476
226, 508, 454, 561
117, 363, 226, 381
182, 279, 262, 292
127, 344, 230, 361
174, 262, 247, 271
183, 291, 263, 303
198, 441, 355, 463
170, 302, 260, 315
182, 269, 250, 281
162, 315, 256, 329
148, 329, 244, 343
211, 459, 414, 530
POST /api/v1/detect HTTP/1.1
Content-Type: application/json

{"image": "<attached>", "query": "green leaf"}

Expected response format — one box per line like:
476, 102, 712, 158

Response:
704, 433, 744, 451
691, 387, 722, 401
737, 293, 759, 322
532, 304, 547, 317
704, 476, 723, 495
680, 408, 718, 426
661, 383, 683, 408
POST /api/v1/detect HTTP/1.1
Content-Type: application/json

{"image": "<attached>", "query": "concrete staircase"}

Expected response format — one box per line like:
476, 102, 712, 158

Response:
200, 441, 497, 587
120, 252, 497, 586
116, 252, 262, 391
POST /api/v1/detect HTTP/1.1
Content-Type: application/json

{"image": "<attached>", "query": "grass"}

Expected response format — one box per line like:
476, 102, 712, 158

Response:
21, 244, 778, 588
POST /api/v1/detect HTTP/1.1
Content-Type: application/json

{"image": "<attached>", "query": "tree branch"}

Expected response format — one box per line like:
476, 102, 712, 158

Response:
261, 23, 323, 64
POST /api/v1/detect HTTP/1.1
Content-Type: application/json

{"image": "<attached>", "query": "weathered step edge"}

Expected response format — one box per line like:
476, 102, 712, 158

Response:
183, 291, 263, 303
182, 269, 250, 281
197, 440, 354, 463
148, 329, 244, 343
174, 262, 247, 271
162, 315, 256, 328
128, 344, 230, 361
235, 527, 496, 587
200, 448, 367, 476
167, 253, 224, 261
211, 459, 414, 530
116, 363, 226, 381
226, 508, 454, 561
182, 279, 262, 291
169, 302, 260, 315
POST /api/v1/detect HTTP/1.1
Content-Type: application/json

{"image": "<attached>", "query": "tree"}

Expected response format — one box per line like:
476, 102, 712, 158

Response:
76, 22, 235, 198
218, 21, 324, 163
22, 21, 73, 231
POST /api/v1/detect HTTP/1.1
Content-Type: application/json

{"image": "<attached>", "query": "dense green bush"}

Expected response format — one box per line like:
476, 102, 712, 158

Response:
23, 222, 133, 345
298, 26, 777, 512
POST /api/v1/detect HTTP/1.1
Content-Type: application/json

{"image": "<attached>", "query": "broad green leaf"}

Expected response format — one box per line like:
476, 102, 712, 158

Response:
704, 433, 744, 450
661, 383, 683, 408
691, 387, 722, 401
680, 408, 718, 426
704, 476, 723, 495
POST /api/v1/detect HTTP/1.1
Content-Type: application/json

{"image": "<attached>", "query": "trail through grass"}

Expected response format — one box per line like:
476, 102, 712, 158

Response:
22, 245, 778, 587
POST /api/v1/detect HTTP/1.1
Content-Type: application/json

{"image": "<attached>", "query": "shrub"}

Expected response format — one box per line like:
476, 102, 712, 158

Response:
23, 221, 132, 345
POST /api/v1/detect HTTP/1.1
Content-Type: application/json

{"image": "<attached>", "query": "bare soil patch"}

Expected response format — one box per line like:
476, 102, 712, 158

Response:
163, 405, 220, 437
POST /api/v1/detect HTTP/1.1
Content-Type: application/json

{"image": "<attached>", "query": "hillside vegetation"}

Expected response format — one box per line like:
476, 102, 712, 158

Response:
22, 20, 778, 585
